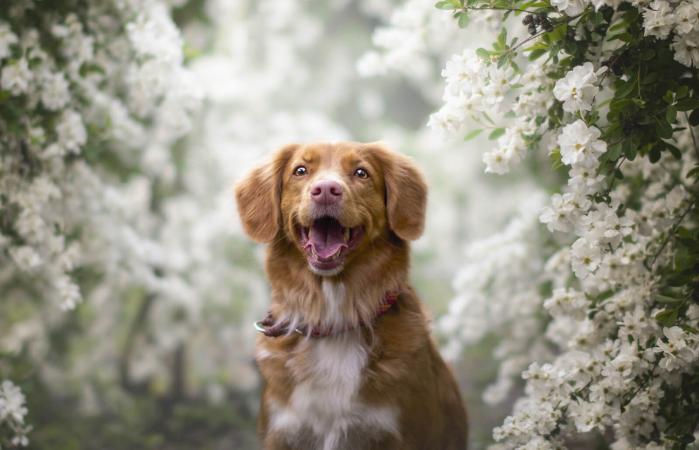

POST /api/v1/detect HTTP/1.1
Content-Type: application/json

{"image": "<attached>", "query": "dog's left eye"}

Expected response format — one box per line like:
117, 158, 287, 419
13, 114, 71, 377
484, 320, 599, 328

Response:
354, 168, 369, 179
293, 166, 308, 176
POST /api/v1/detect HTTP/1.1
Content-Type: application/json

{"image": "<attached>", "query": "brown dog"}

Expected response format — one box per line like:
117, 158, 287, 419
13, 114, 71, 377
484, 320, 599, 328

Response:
235, 142, 467, 450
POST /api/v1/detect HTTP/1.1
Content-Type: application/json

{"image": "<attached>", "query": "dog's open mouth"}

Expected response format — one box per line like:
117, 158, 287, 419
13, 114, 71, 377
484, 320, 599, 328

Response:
298, 217, 364, 273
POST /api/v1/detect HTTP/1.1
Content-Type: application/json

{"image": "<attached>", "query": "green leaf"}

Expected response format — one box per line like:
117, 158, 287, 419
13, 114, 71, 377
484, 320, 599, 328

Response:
665, 142, 682, 159
656, 294, 683, 304
528, 49, 546, 61
655, 308, 678, 326
666, 105, 677, 124
615, 75, 637, 99
463, 129, 483, 141
488, 128, 505, 140
655, 119, 673, 139
435, 0, 459, 9
476, 48, 490, 59
607, 21, 627, 32
550, 148, 563, 170
649, 145, 662, 162
675, 98, 699, 111
457, 11, 469, 27
607, 142, 623, 160
497, 28, 507, 49
623, 140, 638, 160
663, 90, 674, 104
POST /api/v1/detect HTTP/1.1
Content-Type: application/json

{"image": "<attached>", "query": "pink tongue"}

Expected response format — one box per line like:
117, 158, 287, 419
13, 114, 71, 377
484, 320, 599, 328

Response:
308, 218, 346, 259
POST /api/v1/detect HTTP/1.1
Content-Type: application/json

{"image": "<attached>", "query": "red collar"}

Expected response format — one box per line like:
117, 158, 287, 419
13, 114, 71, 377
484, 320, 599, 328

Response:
254, 291, 400, 338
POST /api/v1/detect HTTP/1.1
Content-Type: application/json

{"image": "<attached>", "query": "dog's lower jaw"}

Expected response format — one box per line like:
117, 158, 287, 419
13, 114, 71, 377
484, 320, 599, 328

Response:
308, 264, 344, 277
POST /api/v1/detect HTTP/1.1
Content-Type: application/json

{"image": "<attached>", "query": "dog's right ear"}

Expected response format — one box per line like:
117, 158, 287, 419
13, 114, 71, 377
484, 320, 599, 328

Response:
235, 144, 298, 243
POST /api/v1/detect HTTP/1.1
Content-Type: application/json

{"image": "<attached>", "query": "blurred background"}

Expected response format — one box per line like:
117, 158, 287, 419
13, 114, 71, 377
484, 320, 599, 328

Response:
0, 0, 547, 448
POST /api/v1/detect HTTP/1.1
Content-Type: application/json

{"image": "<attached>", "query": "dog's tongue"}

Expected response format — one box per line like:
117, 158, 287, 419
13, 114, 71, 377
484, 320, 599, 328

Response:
308, 218, 346, 259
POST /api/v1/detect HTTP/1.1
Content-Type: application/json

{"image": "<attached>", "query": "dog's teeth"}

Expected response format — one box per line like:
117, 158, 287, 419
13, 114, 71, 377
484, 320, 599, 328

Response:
343, 227, 350, 242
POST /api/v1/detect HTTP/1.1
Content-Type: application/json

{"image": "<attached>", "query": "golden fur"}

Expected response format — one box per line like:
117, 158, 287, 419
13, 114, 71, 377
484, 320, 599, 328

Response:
235, 142, 468, 450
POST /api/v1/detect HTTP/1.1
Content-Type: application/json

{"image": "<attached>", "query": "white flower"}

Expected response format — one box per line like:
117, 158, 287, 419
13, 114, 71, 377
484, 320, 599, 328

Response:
568, 165, 605, 196
539, 192, 590, 233
553, 63, 604, 113
55, 275, 82, 310
569, 399, 610, 432
656, 326, 696, 370
0, 380, 28, 423
428, 102, 468, 136
672, 30, 699, 68
557, 120, 607, 168
483, 147, 512, 174
442, 49, 486, 87
40, 71, 71, 111
577, 202, 634, 246
674, 2, 699, 35
0, 21, 18, 60
590, 0, 622, 10
485, 66, 520, 107
571, 237, 601, 279
1, 58, 33, 95
9, 246, 43, 271
643, 0, 675, 39
551, 0, 589, 16
126, 5, 183, 65
56, 109, 87, 153
618, 307, 655, 342
544, 288, 588, 318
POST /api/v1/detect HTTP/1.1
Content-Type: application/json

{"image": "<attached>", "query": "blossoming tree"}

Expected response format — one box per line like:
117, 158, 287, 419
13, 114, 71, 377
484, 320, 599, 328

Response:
1, 0, 504, 447
421, 0, 699, 447
0, 0, 201, 446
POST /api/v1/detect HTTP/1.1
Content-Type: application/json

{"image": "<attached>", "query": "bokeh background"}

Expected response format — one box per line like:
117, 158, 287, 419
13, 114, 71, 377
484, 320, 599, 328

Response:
0, 0, 547, 448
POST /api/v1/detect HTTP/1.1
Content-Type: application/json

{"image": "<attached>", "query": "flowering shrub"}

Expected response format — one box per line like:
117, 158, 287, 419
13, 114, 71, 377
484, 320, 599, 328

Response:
0, 380, 29, 449
428, 0, 699, 447
0, 1, 199, 311
0, 1, 200, 446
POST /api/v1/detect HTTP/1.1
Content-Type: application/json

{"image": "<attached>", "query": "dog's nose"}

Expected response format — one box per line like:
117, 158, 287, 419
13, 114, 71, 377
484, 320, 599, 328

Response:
310, 179, 343, 204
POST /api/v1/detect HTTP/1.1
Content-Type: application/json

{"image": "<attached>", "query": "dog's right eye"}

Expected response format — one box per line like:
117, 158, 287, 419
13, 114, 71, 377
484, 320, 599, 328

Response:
293, 166, 308, 176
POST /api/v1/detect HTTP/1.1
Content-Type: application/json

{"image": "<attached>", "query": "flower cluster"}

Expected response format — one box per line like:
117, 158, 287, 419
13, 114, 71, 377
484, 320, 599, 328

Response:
0, 380, 29, 448
429, 45, 554, 174
0, 2, 200, 311
0, 1, 201, 443
641, 0, 699, 67
418, 0, 699, 446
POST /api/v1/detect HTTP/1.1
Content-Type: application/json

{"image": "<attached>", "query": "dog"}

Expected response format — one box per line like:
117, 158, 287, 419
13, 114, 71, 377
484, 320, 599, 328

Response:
235, 142, 467, 450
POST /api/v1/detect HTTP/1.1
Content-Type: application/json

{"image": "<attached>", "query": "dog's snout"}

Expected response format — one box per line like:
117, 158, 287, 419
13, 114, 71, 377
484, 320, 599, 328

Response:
310, 179, 343, 205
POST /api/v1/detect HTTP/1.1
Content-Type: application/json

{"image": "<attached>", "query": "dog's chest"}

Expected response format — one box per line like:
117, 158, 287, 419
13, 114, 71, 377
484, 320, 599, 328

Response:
266, 281, 398, 450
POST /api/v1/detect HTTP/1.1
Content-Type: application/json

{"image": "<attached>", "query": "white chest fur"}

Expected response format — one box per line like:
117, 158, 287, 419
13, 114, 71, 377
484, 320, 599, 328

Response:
268, 281, 399, 450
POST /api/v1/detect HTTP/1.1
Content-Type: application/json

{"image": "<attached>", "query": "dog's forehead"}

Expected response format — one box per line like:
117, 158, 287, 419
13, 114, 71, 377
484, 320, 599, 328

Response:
296, 142, 366, 167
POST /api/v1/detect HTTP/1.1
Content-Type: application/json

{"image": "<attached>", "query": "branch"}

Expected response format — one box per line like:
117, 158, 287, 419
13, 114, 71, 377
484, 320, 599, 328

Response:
644, 200, 697, 271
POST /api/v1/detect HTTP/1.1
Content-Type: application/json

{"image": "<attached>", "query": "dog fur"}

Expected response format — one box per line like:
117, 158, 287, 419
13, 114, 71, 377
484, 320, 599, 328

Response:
235, 141, 468, 450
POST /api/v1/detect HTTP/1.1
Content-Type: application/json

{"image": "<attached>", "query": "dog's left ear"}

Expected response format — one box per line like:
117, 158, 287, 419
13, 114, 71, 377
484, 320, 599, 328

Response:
235, 144, 298, 243
369, 144, 427, 241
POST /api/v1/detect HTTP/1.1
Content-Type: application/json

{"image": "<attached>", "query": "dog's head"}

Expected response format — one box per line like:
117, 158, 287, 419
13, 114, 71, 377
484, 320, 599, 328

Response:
235, 142, 427, 276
